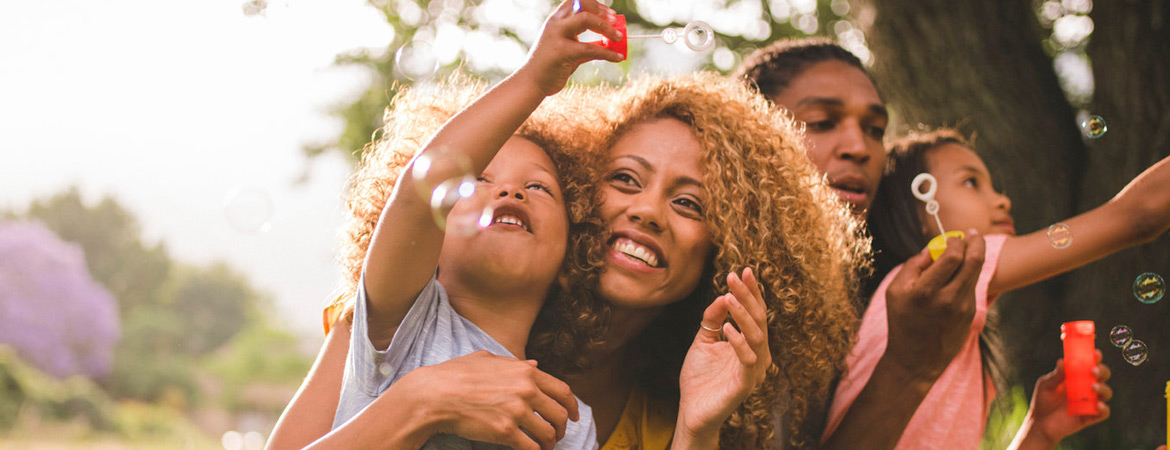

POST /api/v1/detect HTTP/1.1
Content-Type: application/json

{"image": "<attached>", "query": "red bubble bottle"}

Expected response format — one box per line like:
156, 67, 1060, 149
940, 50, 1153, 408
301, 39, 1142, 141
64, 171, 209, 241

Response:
1061, 320, 1098, 416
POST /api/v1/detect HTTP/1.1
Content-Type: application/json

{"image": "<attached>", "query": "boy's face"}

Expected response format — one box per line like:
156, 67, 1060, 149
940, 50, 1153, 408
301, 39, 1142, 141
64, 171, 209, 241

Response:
437, 137, 568, 292
924, 143, 1015, 236
768, 60, 888, 217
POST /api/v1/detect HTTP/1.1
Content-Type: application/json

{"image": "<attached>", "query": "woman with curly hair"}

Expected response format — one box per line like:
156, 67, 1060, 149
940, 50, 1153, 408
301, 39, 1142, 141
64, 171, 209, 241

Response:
269, 71, 864, 450
586, 73, 867, 450
270, 2, 774, 450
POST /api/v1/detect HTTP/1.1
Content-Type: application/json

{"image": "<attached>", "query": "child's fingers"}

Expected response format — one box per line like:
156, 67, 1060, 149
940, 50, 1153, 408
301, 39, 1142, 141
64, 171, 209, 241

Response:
1089, 401, 1110, 424
1092, 361, 1111, 383
1093, 381, 1113, 402
567, 41, 625, 63
562, 6, 622, 44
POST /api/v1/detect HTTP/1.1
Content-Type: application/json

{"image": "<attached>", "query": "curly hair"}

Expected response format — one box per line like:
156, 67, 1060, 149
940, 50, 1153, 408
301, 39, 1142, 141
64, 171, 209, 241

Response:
327, 73, 608, 378
732, 37, 874, 101
604, 73, 871, 449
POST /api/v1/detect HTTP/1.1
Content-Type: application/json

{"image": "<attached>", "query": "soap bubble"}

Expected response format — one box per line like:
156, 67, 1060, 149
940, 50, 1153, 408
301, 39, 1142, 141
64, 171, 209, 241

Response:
1047, 222, 1073, 249
1108, 325, 1133, 348
428, 175, 488, 234
661, 28, 679, 44
1080, 115, 1107, 139
395, 40, 440, 81
683, 21, 715, 52
222, 431, 244, 450
1122, 339, 1148, 366
378, 361, 393, 377
243, 431, 264, 450
223, 186, 275, 233
1133, 272, 1165, 304
411, 147, 473, 202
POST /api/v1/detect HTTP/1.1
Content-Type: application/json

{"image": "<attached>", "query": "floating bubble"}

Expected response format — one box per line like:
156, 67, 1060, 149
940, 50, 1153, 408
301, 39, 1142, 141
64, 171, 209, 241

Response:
429, 175, 480, 232
445, 202, 494, 237
243, 431, 265, 450
411, 147, 473, 202
222, 430, 244, 450
1080, 115, 1107, 139
1122, 339, 1148, 366
378, 361, 393, 377
1109, 325, 1133, 348
683, 21, 715, 52
395, 40, 440, 81
223, 186, 275, 233
661, 28, 679, 44
1047, 222, 1073, 249
241, 0, 267, 16
1133, 272, 1165, 304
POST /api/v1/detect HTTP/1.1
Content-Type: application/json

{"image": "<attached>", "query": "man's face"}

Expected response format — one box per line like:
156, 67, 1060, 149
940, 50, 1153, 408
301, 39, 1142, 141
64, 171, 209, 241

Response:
769, 60, 888, 217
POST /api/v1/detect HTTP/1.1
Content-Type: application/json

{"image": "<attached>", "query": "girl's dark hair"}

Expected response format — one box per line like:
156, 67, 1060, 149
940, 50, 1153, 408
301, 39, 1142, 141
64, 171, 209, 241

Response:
868, 127, 1010, 410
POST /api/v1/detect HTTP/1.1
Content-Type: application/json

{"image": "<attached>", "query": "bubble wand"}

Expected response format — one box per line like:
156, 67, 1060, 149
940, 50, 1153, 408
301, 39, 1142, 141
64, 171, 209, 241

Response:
581, 13, 715, 60
911, 173, 965, 260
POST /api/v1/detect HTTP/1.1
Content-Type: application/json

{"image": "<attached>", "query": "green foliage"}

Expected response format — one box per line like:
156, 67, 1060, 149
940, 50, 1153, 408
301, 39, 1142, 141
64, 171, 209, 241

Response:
164, 263, 266, 356
204, 322, 313, 386
15, 188, 275, 408
0, 346, 118, 433
25, 187, 172, 315
202, 321, 314, 414
313, 0, 852, 163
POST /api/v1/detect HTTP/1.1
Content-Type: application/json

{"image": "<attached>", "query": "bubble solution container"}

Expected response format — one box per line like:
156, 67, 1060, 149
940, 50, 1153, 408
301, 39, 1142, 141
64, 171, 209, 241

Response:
1061, 320, 1098, 416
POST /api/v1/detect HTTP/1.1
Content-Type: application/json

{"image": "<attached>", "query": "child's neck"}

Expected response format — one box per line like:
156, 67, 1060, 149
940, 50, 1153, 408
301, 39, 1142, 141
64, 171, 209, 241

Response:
441, 282, 545, 359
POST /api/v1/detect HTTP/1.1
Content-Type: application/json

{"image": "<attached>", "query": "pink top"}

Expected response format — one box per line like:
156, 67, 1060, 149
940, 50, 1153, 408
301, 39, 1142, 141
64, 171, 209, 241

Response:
822, 234, 1008, 449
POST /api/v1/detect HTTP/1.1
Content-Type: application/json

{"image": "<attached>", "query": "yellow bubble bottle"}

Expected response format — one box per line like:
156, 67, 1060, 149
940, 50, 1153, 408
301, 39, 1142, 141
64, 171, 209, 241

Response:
911, 173, 964, 260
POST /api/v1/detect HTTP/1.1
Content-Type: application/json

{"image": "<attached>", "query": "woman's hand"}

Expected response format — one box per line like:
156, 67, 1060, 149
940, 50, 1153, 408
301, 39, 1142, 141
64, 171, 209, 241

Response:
672, 268, 772, 449
514, 0, 624, 97
1008, 351, 1113, 450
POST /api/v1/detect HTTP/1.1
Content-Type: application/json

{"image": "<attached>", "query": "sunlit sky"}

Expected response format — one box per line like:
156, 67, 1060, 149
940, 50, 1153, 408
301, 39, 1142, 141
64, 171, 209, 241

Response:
1, 0, 395, 337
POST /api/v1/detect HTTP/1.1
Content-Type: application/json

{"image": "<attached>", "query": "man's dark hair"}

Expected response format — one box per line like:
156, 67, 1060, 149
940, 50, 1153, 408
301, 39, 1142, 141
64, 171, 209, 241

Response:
732, 37, 872, 99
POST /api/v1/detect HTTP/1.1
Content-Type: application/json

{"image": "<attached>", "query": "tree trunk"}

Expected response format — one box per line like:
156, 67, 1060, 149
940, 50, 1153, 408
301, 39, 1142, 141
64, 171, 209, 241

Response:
1067, 0, 1170, 446
851, 0, 1168, 445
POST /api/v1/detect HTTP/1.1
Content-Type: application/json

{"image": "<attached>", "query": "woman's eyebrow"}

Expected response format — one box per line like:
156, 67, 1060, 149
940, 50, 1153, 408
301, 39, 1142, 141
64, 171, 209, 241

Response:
614, 154, 654, 172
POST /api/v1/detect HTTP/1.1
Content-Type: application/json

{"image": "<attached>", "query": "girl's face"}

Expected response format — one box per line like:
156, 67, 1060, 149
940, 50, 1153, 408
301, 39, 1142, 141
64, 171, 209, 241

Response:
438, 137, 568, 292
924, 143, 1015, 236
598, 117, 714, 311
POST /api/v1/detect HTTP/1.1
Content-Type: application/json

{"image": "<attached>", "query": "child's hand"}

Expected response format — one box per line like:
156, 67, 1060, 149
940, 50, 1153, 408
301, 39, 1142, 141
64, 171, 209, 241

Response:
673, 268, 771, 449
516, 0, 624, 97
1027, 351, 1113, 446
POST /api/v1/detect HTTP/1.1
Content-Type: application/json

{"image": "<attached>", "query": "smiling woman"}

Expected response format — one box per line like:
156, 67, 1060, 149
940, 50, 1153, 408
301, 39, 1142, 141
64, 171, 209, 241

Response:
269, 69, 868, 450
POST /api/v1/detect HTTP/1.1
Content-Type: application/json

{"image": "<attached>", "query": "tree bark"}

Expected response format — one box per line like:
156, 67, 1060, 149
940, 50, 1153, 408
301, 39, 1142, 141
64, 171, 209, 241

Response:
1066, 0, 1170, 446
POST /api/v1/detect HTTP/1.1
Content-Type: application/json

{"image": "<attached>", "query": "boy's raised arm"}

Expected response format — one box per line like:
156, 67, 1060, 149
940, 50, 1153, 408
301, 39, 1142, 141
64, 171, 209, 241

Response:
360, 0, 622, 349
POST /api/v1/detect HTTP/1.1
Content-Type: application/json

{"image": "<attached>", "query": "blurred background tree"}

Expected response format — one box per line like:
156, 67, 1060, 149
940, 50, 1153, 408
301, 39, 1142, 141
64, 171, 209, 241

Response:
0, 221, 120, 380
1, 188, 311, 444
308, 0, 1168, 447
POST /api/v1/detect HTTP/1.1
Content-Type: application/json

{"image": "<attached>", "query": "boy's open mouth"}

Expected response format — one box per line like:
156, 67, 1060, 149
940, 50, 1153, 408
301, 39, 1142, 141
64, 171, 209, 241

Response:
489, 205, 531, 232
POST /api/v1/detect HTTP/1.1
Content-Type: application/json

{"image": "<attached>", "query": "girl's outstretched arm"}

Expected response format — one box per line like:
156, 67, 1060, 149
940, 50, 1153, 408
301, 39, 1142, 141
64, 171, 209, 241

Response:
361, 0, 622, 349
992, 155, 1170, 297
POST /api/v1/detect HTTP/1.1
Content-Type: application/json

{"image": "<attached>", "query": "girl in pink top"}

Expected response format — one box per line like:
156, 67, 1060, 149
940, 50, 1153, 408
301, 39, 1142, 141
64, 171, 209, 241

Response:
824, 128, 1170, 449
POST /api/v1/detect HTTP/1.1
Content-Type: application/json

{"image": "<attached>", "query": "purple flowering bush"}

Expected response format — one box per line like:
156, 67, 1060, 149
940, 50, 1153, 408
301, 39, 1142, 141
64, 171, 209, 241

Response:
0, 221, 120, 379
